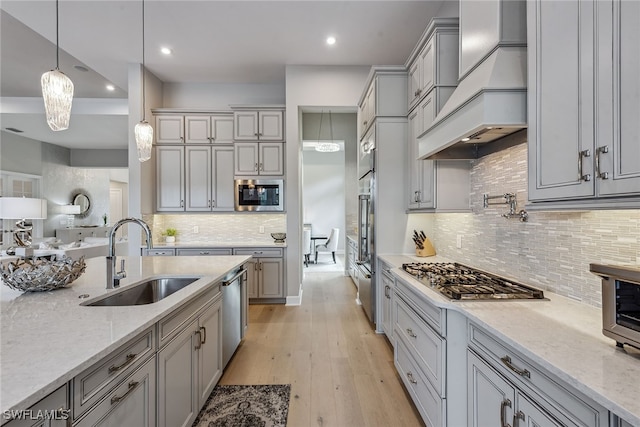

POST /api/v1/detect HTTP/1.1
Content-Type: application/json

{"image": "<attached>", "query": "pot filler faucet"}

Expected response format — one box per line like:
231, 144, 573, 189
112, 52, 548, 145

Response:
106, 217, 153, 289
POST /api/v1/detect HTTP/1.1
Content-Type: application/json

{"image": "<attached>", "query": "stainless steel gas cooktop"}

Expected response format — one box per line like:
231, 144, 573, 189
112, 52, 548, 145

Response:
401, 262, 545, 300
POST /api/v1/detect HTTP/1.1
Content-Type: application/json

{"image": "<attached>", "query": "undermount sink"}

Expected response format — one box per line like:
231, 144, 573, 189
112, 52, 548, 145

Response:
84, 277, 200, 306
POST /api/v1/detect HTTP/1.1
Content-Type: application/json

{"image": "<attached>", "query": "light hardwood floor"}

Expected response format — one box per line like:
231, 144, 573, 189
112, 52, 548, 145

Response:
220, 271, 425, 426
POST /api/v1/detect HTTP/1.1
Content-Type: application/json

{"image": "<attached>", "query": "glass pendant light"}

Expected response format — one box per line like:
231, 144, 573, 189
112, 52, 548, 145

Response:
41, 0, 74, 131
314, 110, 340, 152
135, 0, 153, 162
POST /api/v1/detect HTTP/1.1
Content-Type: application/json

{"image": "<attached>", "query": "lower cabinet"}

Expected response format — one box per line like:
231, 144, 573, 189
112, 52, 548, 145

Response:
3, 384, 69, 427
346, 236, 358, 287
378, 260, 395, 341
233, 248, 284, 301
158, 297, 222, 427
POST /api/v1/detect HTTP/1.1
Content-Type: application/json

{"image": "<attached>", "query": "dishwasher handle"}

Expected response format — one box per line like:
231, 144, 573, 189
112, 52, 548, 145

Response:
222, 268, 248, 286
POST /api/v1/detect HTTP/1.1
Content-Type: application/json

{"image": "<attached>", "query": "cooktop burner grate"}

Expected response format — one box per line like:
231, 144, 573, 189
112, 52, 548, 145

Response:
401, 262, 544, 300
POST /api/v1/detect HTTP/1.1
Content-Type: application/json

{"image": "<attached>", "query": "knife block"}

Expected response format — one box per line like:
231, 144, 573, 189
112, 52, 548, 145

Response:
415, 237, 436, 257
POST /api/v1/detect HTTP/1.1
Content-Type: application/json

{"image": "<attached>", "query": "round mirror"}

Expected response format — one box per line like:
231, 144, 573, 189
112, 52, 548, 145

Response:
73, 192, 91, 218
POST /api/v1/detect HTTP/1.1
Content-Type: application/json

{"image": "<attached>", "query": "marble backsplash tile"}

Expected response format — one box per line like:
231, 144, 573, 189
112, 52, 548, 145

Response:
423, 143, 640, 308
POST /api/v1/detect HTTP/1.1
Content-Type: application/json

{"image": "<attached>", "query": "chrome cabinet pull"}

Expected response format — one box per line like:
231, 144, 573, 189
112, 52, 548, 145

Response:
406, 328, 417, 338
254, 162, 259, 171
200, 251, 210, 255
180, 136, 184, 142
500, 399, 512, 427
513, 410, 525, 426
211, 200, 215, 207
108, 353, 136, 373
500, 355, 531, 378
180, 199, 184, 207
578, 149, 591, 181
208, 200, 211, 208
200, 326, 207, 344
259, 162, 263, 171
195, 330, 202, 350
596, 145, 609, 179
111, 381, 140, 405
406, 371, 417, 384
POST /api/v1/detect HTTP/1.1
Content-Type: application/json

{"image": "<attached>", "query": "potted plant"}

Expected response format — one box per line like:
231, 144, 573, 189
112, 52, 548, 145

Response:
164, 228, 177, 243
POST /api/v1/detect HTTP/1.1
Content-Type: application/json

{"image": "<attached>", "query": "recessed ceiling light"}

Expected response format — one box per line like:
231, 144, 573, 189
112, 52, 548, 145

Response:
461, 137, 471, 142
160, 47, 172, 55
106, 84, 115, 91
74, 65, 89, 72
326, 36, 336, 46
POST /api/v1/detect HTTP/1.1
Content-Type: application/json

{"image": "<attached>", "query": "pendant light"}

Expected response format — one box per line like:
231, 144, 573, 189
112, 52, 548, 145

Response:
314, 110, 340, 153
41, 0, 74, 131
134, 0, 153, 162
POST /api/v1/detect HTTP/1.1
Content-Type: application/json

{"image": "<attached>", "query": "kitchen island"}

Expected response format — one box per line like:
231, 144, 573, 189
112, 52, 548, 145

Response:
379, 254, 640, 426
0, 255, 251, 421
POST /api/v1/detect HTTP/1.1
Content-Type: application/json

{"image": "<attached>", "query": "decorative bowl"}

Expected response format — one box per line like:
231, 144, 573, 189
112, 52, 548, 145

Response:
271, 232, 287, 243
0, 256, 86, 292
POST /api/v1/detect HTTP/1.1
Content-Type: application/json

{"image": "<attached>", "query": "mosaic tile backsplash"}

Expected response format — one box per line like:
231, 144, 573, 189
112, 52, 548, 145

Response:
418, 143, 640, 308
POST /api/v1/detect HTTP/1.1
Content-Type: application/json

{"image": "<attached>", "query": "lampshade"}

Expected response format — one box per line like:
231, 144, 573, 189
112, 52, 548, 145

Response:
315, 142, 340, 152
0, 198, 48, 219
135, 120, 153, 162
41, 0, 73, 132
58, 204, 81, 215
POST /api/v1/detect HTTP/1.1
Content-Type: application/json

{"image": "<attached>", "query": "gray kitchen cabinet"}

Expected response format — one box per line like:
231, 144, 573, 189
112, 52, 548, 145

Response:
406, 18, 459, 112
233, 110, 284, 142
357, 67, 407, 141
346, 236, 358, 287
528, 0, 640, 207
234, 142, 284, 176
176, 248, 233, 256
185, 146, 235, 212
185, 114, 234, 144
3, 384, 69, 427
155, 115, 185, 144
378, 260, 394, 342
358, 83, 375, 140
74, 357, 156, 427
143, 248, 175, 256
233, 248, 284, 301
158, 295, 222, 427
155, 146, 185, 212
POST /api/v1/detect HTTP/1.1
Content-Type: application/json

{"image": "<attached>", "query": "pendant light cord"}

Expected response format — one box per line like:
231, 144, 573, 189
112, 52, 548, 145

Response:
316, 109, 324, 143
141, 0, 147, 121
55, 0, 60, 70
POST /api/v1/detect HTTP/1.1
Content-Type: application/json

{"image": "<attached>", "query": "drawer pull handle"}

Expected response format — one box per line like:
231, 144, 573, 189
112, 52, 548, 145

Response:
500, 355, 530, 378
578, 149, 591, 182
406, 371, 418, 384
111, 381, 140, 405
195, 330, 202, 350
200, 326, 207, 344
108, 353, 136, 373
514, 410, 525, 425
406, 328, 417, 338
200, 251, 210, 255
500, 398, 512, 427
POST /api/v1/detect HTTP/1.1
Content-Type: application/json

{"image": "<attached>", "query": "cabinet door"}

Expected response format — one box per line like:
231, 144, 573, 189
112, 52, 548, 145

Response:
211, 146, 235, 211
185, 116, 211, 144
257, 111, 284, 141
185, 146, 212, 212
407, 109, 422, 209
210, 114, 234, 144
418, 94, 436, 209
158, 319, 198, 427
234, 143, 259, 175
467, 350, 516, 427
75, 358, 156, 427
408, 59, 421, 110
156, 146, 185, 212
234, 111, 259, 141
420, 37, 435, 95
198, 299, 222, 409
258, 142, 284, 175
596, 0, 640, 197
155, 116, 184, 144
515, 393, 564, 427
258, 258, 283, 298
380, 271, 394, 340
359, 95, 369, 139
4, 385, 68, 427
528, 0, 596, 201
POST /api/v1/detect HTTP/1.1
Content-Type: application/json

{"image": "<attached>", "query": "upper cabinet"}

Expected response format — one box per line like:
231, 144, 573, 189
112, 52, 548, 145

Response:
155, 115, 185, 144
185, 114, 234, 144
528, 0, 640, 207
406, 18, 459, 112
233, 109, 284, 142
358, 67, 407, 140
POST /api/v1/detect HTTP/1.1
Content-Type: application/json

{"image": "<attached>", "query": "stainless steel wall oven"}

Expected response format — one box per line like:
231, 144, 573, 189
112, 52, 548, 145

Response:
234, 179, 284, 212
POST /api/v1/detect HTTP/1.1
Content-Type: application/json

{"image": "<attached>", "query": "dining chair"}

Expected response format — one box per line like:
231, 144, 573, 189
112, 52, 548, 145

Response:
315, 228, 339, 264
303, 228, 312, 267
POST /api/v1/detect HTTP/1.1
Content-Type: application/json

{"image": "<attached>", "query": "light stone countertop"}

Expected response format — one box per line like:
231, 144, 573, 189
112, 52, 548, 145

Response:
378, 254, 640, 425
149, 240, 287, 249
0, 255, 251, 415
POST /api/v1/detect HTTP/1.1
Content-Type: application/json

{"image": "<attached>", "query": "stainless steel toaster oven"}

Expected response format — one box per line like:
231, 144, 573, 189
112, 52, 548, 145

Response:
590, 263, 640, 350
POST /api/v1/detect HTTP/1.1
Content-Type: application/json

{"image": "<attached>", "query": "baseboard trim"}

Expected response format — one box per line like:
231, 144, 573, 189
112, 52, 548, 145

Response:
285, 283, 303, 306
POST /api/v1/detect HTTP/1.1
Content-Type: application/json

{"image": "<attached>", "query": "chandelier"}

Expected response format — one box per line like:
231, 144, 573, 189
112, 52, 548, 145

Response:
314, 110, 339, 153
41, 0, 74, 131
135, 0, 153, 162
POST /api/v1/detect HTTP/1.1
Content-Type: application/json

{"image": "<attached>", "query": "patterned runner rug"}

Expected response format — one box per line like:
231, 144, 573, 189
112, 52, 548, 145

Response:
193, 384, 291, 427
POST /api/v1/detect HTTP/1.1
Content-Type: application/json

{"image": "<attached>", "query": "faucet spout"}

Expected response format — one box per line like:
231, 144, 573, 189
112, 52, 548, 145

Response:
106, 218, 153, 289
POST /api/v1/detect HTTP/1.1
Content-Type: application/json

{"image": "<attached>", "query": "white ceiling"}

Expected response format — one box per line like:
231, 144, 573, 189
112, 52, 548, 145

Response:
0, 1, 448, 150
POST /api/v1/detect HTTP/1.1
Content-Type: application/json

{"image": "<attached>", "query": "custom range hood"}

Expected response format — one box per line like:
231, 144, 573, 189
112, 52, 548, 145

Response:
418, 0, 528, 160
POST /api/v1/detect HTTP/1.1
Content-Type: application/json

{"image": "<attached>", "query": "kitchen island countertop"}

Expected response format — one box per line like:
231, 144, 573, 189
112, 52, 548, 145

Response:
0, 255, 251, 416
379, 253, 640, 425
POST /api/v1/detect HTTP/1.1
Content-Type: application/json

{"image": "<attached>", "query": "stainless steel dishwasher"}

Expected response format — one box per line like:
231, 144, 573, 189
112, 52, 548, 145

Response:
222, 266, 248, 368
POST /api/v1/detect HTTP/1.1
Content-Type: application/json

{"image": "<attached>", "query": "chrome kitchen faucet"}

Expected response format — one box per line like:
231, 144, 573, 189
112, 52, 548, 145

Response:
106, 218, 153, 289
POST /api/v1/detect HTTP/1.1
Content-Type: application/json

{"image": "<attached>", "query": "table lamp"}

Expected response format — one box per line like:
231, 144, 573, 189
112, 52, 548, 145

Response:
0, 197, 48, 251
59, 203, 81, 228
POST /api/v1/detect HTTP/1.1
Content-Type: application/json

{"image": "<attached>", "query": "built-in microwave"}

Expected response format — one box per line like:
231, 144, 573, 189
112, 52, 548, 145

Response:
590, 263, 640, 350
234, 179, 284, 212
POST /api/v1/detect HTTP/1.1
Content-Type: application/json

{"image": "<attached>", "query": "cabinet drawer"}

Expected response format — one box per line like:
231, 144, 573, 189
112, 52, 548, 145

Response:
144, 248, 175, 256
158, 287, 221, 347
72, 328, 155, 420
394, 294, 445, 396
395, 277, 445, 335
4, 384, 69, 427
395, 338, 444, 427
468, 323, 606, 427
233, 248, 283, 258
176, 248, 233, 256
